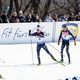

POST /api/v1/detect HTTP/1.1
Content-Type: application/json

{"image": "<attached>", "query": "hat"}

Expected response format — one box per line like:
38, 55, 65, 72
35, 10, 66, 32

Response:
72, 77, 77, 80
19, 10, 23, 14
65, 78, 68, 80
37, 25, 40, 28
36, 25, 41, 31
62, 24, 67, 28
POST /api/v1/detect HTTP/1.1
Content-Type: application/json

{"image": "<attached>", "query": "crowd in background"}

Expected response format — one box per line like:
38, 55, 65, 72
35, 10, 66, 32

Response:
58, 76, 80, 80
0, 10, 80, 23
64, 76, 80, 80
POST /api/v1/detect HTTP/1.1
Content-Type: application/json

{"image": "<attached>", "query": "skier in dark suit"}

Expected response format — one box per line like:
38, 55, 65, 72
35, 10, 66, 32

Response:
58, 25, 76, 64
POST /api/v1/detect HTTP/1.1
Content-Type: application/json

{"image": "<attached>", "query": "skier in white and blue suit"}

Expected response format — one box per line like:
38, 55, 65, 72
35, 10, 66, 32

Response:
29, 25, 57, 65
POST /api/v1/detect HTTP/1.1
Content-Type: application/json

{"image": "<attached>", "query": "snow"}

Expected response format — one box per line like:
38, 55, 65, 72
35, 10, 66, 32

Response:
0, 42, 80, 80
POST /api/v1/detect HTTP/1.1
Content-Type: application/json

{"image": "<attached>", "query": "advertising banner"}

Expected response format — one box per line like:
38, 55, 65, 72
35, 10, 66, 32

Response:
55, 21, 80, 41
0, 22, 54, 44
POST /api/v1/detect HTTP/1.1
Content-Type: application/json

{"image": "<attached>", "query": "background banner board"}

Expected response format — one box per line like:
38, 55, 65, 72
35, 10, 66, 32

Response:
55, 21, 80, 42
0, 21, 80, 44
0, 22, 54, 44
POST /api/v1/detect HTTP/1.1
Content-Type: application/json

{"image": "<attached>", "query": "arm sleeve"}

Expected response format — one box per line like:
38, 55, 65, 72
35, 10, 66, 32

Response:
29, 31, 44, 37
29, 31, 37, 36
58, 31, 62, 42
68, 30, 75, 40
40, 32, 44, 37
31, 32, 37, 36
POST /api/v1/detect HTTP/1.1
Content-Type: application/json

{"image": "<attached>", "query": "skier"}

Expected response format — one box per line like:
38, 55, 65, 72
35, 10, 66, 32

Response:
58, 25, 76, 64
29, 25, 57, 65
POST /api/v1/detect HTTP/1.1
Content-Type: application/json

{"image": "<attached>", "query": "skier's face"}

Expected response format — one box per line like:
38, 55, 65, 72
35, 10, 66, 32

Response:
36, 28, 41, 33
63, 27, 67, 31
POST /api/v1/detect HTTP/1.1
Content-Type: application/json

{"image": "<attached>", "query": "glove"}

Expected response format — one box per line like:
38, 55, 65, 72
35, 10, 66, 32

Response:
74, 41, 76, 46
29, 30, 31, 35
58, 41, 60, 45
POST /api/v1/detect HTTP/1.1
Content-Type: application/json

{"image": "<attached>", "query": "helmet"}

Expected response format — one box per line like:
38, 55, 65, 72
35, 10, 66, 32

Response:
62, 24, 67, 28
37, 25, 40, 28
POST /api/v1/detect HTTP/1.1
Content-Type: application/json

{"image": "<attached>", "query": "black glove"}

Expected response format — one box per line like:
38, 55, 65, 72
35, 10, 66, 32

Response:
29, 30, 31, 35
58, 41, 60, 45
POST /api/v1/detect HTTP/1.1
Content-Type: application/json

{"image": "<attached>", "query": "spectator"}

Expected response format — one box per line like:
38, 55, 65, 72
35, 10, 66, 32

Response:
30, 10, 36, 22
72, 77, 77, 80
53, 14, 59, 21
68, 13, 75, 21
59, 14, 68, 21
1, 10, 80, 23
25, 10, 36, 22
18, 10, 25, 22
0, 13, 3, 23
1, 11, 9, 23
75, 12, 80, 21
35, 14, 42, 22
9, 11, 19, 23
25, 12, 33, 22
44, 13, 55, 22
65, 78, 69, 80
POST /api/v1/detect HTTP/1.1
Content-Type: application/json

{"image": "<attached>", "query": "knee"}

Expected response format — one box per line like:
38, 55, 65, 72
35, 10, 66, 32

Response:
37, 55, 40, 58
66, 46, 69, 52
61, 50, 63, 53
61, 47, 64, 52
66, 48, 69, 53
37, 50, 40, 55
66, 48, 68, 51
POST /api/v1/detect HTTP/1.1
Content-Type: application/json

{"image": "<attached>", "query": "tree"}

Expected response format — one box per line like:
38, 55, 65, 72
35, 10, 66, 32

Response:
31, 0, 40, 14
67, 0, 80, 14
14, 0, 20, 15
7, 0, 13, 17
51, 0, 80, 14
23, 0, 32, 13
1, 0, 80, 20
41, 0, 51, 20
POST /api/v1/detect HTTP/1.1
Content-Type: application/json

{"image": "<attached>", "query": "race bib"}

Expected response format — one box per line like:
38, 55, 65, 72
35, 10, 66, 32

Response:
36, 36, 44, 44
62, 32, 70, 40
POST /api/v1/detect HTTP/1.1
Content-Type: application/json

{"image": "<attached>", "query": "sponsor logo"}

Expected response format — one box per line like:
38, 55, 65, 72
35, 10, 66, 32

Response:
62, 23, 78, 40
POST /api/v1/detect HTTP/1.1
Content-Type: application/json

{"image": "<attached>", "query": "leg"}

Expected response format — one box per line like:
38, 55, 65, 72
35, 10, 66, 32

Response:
37, 45, 41, 65
66, 42, 70, 64
60, 43, 65, 62
42, 44, 57, 61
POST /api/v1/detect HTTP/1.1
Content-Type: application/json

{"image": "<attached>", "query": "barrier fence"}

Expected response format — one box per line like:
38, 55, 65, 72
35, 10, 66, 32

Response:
0, 21, 80, 44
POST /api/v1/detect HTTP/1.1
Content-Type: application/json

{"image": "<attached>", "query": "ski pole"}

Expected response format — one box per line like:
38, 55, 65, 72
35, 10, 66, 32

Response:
46, 41, 66, 57
46, 42, 60, 53
30, 27, 36, 64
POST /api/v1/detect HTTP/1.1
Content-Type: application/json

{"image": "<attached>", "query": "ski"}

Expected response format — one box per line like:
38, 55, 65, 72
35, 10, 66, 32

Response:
54, 61, 66, 66
56, 61, 72, 66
